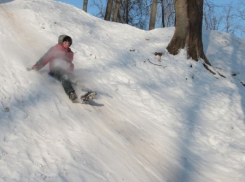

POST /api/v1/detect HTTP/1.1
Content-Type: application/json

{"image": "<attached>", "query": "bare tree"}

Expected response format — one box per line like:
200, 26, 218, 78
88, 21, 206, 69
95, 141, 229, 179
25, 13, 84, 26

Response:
221, 3, 240, 34
237, 0, 245, 20
116, 0, 151, 29
237, 0, 245, 36
167, 0, 211, 65
105, 0, 114, 21
112, 0, 122, 22
91, 0, 106, 18
125, 0, 129, 24
203, 0, 245, 38
90, 0, 244, 38
92, 0, 174, 30
83, 0, 88, 12
149, 0, 158, 30
160, 0, 165, 27
157, 0, 175, 28
203, 0, 222, 30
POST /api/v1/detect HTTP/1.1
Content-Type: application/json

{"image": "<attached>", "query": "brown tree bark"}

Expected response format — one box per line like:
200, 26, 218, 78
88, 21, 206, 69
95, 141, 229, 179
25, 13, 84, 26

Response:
105, 0, 114, 21
83, 0, 88, 12
149, 0, 158, 30
161, 0, 165, 27
112, 0, 121, 22
167, 0, 211, 65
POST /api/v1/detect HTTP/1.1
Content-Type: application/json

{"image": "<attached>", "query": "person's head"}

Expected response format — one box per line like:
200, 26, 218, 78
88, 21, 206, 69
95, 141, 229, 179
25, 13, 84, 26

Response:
58, 35, 72, 48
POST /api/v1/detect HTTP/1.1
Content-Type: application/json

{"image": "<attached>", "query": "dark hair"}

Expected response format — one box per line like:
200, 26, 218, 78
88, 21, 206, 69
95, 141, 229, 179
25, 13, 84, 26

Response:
63, 36, 72, 45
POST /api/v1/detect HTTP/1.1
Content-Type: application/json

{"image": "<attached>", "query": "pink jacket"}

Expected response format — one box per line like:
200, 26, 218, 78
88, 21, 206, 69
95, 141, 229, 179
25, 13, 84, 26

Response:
33, 44, 74, 72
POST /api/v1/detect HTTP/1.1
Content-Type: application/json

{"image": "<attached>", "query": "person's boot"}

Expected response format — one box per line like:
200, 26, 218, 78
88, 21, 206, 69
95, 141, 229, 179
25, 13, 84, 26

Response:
81, 91, 97, 102
69, 91, 78, 102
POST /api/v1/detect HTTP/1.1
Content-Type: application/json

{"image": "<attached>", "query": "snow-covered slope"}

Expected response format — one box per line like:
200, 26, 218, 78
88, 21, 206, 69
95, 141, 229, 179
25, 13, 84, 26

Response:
0, 0, 245, 181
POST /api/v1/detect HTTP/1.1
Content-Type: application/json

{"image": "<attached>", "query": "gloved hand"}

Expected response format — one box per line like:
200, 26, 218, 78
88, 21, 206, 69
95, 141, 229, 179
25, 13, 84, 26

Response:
26, 65, 37, 71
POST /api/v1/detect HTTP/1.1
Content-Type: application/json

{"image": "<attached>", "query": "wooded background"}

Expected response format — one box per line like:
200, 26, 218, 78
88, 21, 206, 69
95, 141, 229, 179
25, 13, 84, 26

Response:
82, 0, 245, 38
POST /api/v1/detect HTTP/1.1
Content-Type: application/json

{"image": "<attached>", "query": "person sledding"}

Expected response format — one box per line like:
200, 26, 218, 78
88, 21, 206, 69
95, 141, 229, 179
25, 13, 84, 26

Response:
31, 35, 96, 103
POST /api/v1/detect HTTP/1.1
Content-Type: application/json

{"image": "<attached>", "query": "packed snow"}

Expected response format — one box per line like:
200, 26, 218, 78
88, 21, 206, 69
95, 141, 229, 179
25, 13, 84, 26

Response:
0, 0, 245, 181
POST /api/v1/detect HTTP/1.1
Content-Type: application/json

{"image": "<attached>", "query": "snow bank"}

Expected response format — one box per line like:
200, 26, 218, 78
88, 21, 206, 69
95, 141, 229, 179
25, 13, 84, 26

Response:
0, 0, 245, 181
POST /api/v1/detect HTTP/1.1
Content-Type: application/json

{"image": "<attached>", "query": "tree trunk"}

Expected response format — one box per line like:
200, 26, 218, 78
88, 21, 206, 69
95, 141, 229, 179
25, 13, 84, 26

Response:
161, 0, 165, 27
149, 0, 158, 30
167, 0, 210, 65
104, 0, 114, 21
83, 0, 88, 12
125, 0, 129, 24
113, 0, 121, 22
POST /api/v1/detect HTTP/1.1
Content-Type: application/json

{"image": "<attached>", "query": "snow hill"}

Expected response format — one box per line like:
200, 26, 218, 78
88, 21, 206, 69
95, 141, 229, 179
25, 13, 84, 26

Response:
1, 0, 245, 181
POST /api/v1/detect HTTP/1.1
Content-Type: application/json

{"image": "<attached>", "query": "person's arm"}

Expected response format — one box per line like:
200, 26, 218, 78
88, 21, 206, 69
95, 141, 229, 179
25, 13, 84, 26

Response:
66, 49, 74, 71
32, 46, 55, 71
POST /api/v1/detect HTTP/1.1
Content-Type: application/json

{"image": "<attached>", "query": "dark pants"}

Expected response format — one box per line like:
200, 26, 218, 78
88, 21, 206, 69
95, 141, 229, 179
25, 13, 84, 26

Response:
49, 69, 75, 96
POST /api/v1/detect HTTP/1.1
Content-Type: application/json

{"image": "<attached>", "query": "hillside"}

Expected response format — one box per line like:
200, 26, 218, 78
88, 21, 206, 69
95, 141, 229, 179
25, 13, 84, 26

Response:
0, 0, 245, 182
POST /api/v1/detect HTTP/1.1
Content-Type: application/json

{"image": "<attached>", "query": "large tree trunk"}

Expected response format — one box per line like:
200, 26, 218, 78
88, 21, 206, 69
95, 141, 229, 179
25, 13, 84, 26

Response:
83, 0, 88, 12
167, 0, 211, 65
149, 0, 158, 30
104, 0, 114, 21
112, 0, 121, 22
